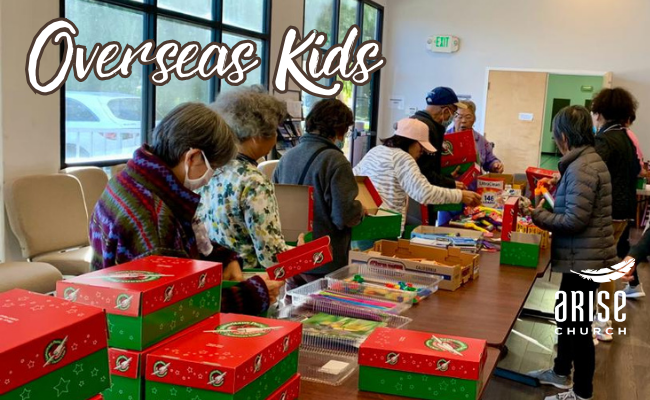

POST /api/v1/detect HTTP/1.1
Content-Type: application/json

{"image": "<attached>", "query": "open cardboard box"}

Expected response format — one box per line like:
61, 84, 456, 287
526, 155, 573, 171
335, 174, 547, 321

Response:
410, 225, 484, 254
477, 173, 527, 207
353, 177, 402, 241
275, 184, 313, 243
500, 232, 541, 268
349, 239, 479, 291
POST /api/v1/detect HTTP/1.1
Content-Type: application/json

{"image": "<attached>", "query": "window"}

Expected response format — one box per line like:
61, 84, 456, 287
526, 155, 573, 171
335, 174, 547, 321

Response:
302, 0, 383, 135
63, 0, 271, 166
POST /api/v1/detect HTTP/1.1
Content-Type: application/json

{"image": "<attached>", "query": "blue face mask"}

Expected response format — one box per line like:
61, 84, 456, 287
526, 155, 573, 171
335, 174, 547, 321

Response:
335, 138, 345, 149
593, 126, 598, 134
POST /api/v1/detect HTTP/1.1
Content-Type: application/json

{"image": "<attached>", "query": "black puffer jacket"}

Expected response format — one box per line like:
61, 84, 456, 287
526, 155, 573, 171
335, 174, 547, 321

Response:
594, 123, 641, 220
532, 146, 618, 273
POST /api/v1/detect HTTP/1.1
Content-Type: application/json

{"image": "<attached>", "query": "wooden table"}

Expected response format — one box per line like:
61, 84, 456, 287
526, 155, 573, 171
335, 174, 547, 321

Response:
301, 347, 501, 400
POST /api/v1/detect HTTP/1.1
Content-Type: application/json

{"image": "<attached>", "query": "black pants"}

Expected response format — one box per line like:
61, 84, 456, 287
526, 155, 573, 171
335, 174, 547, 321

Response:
617, 223, 639, 286
554, 272, 600, 399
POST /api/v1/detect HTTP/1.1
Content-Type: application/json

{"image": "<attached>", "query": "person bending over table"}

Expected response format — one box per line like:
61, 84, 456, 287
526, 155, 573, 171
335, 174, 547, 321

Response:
447, 100, 504, 174
89, 102, 283, 316
527, 106, 617, 400
353, 118, 481, 232
197, 87, 293, 272
273, 99, 365, 286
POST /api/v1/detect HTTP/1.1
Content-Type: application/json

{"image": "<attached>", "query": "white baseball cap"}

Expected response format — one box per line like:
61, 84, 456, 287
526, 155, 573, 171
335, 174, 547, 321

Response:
395, 118, 437, 153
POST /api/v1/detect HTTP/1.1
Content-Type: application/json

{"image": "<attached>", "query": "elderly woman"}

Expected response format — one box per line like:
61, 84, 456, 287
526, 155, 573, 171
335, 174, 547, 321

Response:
527, 106, 617, 400
447, 100, 504, 173
90, 102, 283, 315
197, 88, 291, 271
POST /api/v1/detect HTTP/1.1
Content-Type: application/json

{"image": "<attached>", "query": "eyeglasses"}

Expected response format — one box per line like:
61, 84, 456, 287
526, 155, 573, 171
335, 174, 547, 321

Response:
454, 113, 474, 121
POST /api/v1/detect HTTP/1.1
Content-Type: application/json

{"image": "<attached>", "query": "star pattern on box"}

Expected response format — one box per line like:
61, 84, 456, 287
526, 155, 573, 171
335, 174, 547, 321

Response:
71, 343, 79, 351
27, 361, 35, 369
19, 388, 31, 400
73, 363, 84, 375
53, 377, 70, 397
170, 387, 178, 396
30, 305, 44, 311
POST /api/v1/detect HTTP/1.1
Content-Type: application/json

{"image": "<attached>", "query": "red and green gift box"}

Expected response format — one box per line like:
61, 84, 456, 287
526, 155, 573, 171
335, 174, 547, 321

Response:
145, 314, 302, 400
441, 130, 478, 168
56, 256, 223, 351
359, 327, 487, 400
266, 374, 300, 400
0, 289, 110, 400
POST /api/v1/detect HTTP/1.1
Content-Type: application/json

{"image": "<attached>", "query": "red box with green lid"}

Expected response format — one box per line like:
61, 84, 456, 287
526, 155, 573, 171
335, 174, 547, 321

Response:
359, 327, 487, 400
56, 256, 222, 351
145, 314, 302, 400
441, 130, 478, 168
0, 289, 110, 400
265, 374, 300, 400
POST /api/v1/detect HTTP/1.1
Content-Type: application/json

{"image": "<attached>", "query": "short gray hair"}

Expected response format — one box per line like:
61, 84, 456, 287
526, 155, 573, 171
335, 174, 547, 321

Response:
212, 86, 287, 142
151, 102, 237, 169
460, 100, 477, 116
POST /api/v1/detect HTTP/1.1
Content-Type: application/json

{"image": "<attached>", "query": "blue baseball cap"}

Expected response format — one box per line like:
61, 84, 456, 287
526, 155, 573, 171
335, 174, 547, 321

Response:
425, 87, 467, 108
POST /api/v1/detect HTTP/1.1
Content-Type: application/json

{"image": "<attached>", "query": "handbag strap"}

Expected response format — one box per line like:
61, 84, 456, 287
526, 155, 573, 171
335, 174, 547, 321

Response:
298, 146, 331, 186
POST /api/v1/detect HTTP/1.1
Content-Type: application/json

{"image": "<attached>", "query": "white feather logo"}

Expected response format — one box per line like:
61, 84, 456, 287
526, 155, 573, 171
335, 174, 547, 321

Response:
572, 258, 635, 283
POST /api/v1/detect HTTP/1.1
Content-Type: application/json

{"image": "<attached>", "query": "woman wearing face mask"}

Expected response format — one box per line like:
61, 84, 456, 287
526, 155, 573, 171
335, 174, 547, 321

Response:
353, 118, 481, 231
273, 99, 364, 284
197, 87, 293, 272
89, 102, 283, 315
527, 106, 616, 400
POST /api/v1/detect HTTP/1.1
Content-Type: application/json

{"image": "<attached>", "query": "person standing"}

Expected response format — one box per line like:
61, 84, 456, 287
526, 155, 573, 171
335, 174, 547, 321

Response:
412, 87, 467, 225
273, 99, 365, 284
528, 106, 617, 400
591, 88, 643, 299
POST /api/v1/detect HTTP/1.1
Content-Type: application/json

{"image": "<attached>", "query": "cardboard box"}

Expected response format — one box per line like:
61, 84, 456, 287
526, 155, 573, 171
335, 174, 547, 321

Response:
145, 314, 302, 400
500, 232, 541, 268
274, 184, 314, 243
265, 374, 300, 400
410, 225, 484, 254
477, 174, 527, 207
57, 256, 222, 351
359, 327, 488, 400
441, 130, 478, 168
104, 319, 219, 400
268, 236, 333, 280
501, 197, 519, 241
0, 289, 110, 400
349, 239, 479, 291
352, 177, 402, 241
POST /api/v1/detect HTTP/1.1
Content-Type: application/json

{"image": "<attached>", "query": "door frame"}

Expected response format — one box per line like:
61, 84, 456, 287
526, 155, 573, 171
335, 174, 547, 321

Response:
480, 67, 613, 142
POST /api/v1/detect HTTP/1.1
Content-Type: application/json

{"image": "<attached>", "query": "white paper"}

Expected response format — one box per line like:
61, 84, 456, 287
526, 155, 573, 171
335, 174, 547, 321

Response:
318, 360, 350, 375
518, 113, 534, 121
389, 97, 405, 110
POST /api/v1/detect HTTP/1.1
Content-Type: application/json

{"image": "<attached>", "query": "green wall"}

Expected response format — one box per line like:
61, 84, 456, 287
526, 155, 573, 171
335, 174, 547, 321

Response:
541, 74, 604, 154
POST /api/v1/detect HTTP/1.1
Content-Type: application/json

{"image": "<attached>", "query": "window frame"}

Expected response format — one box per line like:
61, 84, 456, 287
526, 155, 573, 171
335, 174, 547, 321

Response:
59, 0, 273, 168
301, 0, 383, 144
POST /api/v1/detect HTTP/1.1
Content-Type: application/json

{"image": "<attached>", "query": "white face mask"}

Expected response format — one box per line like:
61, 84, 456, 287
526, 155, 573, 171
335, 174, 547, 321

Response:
183, 150, 214, 191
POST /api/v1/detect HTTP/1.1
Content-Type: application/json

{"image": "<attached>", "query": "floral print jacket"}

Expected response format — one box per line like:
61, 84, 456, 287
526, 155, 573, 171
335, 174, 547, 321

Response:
197, 157, 289, 269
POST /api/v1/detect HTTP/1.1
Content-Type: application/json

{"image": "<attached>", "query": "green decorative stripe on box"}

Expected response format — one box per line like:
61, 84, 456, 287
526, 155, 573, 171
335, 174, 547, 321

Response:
441, 162, 475, 177
359, 366, 479, 400
500, 241, 539, 268
108, 285, 221, 351
103, 375, 142, 400
352, 210, 402, 241
3, 349, 110, 400
147, 350, 299, 400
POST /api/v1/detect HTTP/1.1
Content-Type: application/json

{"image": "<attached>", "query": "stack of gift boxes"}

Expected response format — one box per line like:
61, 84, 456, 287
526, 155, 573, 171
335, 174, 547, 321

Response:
0, 255, 302, 400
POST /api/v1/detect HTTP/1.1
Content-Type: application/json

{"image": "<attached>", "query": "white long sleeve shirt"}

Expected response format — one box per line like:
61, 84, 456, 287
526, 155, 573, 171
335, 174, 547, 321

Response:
353, 146, 463, 227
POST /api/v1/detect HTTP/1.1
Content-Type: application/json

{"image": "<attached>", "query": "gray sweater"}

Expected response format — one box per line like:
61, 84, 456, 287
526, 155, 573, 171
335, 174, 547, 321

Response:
273, 134, 364, 275
532, 146, 618, 273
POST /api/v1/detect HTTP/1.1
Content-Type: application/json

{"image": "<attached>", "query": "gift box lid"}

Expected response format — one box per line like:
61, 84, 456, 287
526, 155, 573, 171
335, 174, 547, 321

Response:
356, 176, 383, 213
56, 256, 222, 318
145, 314, 302, 394
267, 236, 333, 281
0, 289, 108, 395
274, 184, 314, 242
441, 130, 478, 167
359, 327, 487, 381
266, 374, 300, 400
108, 318, 217, 379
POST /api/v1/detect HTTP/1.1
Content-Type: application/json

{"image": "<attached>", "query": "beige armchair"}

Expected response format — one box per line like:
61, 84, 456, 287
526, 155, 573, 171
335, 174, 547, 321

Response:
0, 262, 62, 294
5, 174, 93, 276
61, 166, 109, 219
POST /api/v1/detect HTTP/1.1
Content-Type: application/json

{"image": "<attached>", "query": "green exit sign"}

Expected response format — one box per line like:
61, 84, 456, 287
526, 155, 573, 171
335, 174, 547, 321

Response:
428, 35, 460, 53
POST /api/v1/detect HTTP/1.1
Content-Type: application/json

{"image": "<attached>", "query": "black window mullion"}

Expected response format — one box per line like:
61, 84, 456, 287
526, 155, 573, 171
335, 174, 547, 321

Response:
144, 0, 157, 143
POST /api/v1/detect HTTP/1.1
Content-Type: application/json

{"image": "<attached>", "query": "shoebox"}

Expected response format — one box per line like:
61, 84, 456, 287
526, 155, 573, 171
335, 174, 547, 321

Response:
266, 374, 300, 400
352, 177, 402, 241
0, 289, 110, 400
145, 314, 302, 400
517, 219, 551, 249
349, 239, 479, 291
267, 236, 333, 281
501, 196, 519, 241
274, 184, 314, 243
88, 396, 103, 400
103, 319, 219, 400
525, 167, 558, 199
441, 130, 478, 168
477, 174, 527, 208
359, 327, 488, 400
500, 232, 542, 268
56, 256, 222, 351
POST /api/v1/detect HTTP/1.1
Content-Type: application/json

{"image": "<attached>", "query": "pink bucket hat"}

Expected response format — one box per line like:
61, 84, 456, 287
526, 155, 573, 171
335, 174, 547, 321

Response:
394, 118, 437, 153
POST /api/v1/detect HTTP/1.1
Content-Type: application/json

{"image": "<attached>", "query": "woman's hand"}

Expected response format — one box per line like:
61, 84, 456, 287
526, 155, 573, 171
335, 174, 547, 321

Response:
461, 190, 481, 207
455, 181, 467, 190
297, 233, 306, 246
621, 256, 637, 282
261, 277, 285, 304
223, 260, 244, 282
490, 162, 504, 174
450, 165, 462, 178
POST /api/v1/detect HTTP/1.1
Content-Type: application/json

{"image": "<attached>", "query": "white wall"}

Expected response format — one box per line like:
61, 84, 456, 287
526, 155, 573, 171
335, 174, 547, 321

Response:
1, 0, 61, 261
380, 0, 650, 157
